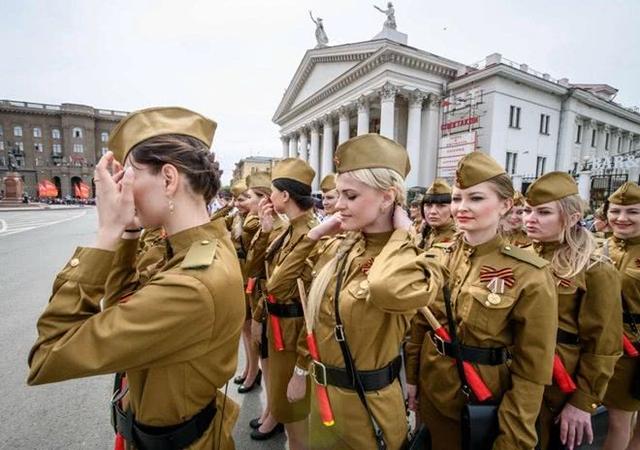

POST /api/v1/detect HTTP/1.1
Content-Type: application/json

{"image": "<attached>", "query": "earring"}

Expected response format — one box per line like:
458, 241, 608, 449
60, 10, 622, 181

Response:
168, 199, 175, 215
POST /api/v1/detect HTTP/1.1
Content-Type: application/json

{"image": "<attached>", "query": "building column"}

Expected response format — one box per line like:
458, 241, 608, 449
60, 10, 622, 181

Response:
338, 106, 350, 144
405, 90, 425, 188
281, 136, 289, 158
321, 115, 334, 179
379, 82, 398, 139
299, 127, 308, 161
422, 94, 441, 186
555, 107, 577, 171
309, 121, 321, 190
357, 96, 370, 135
580, 119, 592, 164
288, 133, 299, 158
578, 170, 591, 202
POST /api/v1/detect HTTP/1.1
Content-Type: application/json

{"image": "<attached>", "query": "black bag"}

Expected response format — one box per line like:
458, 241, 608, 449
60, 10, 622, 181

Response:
621, 296, 640, 401
405, 424, 431, 450
442, 286, 499, 450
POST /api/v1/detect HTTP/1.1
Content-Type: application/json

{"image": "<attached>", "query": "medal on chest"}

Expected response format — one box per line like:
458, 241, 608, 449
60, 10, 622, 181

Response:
479, 266, 515, 305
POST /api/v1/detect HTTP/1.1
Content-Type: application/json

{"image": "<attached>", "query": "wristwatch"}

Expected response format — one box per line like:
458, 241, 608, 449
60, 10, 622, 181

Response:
294, 366, 309, 376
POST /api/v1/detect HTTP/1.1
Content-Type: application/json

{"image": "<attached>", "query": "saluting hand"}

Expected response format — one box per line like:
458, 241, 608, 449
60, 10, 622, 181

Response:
308, 213, 343, 241
259, 198, 274, 233
94, 151, 136, 251
392, 205, 412, 231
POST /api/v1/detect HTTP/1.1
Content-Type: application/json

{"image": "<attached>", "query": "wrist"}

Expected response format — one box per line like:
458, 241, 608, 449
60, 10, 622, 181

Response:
94, 229, 122, 251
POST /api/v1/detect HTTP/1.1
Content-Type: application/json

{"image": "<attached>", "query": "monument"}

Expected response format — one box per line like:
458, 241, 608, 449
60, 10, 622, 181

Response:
309, 11, 329, 48
0, 152, 26, 207
372, 2, 407, 44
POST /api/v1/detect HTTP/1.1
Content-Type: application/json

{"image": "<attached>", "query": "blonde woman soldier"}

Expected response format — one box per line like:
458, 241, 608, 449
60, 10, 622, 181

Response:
504, 192, 532, 248
27, 107, 245, 449
601, 182, 640, 450
418, 178, 456, 250
320, 174, 338, 217
266, 134, 437, 449
405, 151, 558, 450
523, 172, 622, 450
253, 158, 318, 449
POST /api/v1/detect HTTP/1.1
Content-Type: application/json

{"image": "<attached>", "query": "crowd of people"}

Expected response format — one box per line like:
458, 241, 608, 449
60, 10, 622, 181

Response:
25, 106, 640, 450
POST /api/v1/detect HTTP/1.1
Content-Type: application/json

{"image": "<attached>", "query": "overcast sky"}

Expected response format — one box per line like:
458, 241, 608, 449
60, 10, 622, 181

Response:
1, 0, 638, 184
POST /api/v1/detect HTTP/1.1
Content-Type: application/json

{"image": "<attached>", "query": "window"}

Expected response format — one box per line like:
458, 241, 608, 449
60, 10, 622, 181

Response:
34, 143, 43, 152
101, 147, 108, 156
0, 141, 4, 150
73, 127, 83, 138
52, 128, 61, 139
101, 132, 109, 142
14, 126, 23, 137
536, 157, 547, 177
53, 144, 62, 154
505, 152, 517, 175
539, 114, 550, 135
572, 162, 578, 174
576, 125, 582, 144
16, 141, 24, 152
509, 106, 521, 128
73, 144, 84, 153
591, 129, 597, 147
33, 127, 42, 138
605, 133, 610, 150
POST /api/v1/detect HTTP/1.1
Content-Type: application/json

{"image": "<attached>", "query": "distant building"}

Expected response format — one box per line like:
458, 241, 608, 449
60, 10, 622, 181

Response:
0, 99, 128, 198
232, 156, 278, 184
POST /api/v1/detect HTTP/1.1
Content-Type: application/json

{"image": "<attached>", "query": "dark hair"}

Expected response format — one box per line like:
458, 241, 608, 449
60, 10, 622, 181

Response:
129, 134, 221, 204
272, 178, 315, 210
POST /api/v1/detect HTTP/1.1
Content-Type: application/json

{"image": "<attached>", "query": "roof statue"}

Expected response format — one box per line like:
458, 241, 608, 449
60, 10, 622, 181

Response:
309, 11, 329, 48
374, 2, 397, 30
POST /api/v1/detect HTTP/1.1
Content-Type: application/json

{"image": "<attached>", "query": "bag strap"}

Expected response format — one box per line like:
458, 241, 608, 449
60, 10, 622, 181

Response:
333, 254, 387, 450
442, 285, 473, 402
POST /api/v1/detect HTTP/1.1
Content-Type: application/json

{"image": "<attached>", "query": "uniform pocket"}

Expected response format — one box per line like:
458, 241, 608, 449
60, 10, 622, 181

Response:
465, 286, 517, 337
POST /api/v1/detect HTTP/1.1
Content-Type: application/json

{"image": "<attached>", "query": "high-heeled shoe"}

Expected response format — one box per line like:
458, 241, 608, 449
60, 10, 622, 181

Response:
238, 369, 262, 393
250, 422, 284, 440
249, 418, 262, 429
233, 374, 246, 385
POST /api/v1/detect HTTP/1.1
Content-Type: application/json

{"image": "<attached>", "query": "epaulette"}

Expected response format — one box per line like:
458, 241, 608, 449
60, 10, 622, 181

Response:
181, 239, 217, 269
501, 244, 548, 268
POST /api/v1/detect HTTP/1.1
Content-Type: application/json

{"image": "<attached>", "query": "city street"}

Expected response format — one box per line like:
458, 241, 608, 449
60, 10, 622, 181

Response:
0, 208, 286, 449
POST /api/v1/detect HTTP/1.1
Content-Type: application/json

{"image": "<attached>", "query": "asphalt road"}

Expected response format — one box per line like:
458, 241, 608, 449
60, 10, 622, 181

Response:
0, 208, 286, 450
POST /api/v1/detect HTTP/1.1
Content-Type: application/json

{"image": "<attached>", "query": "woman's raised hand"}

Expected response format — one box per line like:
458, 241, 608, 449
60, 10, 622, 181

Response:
308, 213, 343, 241
258, 197, 274, 233
392, 204, 412, 231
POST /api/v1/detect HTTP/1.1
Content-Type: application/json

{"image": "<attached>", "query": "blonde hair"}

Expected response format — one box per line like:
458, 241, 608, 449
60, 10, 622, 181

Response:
306, 167, 406, 327
551, 194, 598, 279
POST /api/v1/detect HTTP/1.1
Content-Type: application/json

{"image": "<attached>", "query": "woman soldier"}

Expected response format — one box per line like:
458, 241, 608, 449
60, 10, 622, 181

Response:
523, 172, 622, 450
27, 107, 246, 449
503, 192, 531, 248
266, 134, 435, 449
252, 158, 318, 448
601, 182, 640, 450
405, 151, 558, 450
417, 178, 456, 250
320, 173, 338, 217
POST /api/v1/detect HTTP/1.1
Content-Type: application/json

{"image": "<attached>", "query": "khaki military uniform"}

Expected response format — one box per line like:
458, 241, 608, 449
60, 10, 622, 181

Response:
210, 203, 233, 223
28, 219, 246, 450
266, 229, 438, 449
601, 235, 640, 410
405, 235, 558, 450
533, 242, 622, 447
418, 221, 457, 250
135, 227, 166, 274
235, 214, 260, 318
505, 229, 532, 248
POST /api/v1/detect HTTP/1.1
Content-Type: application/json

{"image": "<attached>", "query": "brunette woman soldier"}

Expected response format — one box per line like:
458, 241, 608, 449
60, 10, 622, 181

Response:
601, 182, 640, 450
405, 151, 558, 450
249, 158, 318, 448
417, 178, 456, 250
523, 172, 622, 450
244, 171, 288, 440
27, 107, 246, 449
266, 134, 437, 449
504, 192, 531, 248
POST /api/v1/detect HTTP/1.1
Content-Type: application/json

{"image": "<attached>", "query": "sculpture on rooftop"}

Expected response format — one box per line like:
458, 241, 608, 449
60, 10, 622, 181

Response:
374, 2, 397, 30
309, 11, 329, 48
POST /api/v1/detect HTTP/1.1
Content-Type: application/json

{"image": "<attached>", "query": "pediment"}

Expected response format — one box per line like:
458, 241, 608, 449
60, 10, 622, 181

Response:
291, 60, 361, 108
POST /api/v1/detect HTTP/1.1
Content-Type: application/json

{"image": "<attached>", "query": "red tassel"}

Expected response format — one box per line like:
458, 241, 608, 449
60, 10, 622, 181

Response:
552, 354, 577, 394
267, 294, 285, 351
245, 277, 256, 294
113, 433, 125, 450
306, 334, 335, 426
623, 335, 639, 358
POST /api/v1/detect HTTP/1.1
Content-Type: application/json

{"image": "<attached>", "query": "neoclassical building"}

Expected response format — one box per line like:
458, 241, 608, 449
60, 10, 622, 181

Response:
273, 23, 640, 198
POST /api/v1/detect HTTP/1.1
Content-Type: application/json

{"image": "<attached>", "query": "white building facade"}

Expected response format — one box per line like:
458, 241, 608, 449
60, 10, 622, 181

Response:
273, 30, 640, 200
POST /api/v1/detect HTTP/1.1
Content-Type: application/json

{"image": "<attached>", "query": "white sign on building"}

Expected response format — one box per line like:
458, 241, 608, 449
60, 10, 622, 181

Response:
437, 131, 476, 178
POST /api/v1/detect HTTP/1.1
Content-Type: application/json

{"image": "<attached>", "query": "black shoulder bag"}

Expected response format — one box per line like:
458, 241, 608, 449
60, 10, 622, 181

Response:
332, 255, 388, 450
442, 285, 499, 450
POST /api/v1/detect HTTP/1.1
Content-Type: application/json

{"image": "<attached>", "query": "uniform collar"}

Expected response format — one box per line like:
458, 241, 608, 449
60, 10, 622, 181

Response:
462, 233, 503, 257
165, 219, 225, 259
363, 230, 394, 249
533, 240, 562, 259
613, 234, 640, 247
289, 209, 314, 232
435, 221, 456, 234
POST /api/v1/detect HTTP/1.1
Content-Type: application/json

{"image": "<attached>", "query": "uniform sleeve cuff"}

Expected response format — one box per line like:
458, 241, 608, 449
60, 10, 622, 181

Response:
59, 247, 115, 286
569, 389, 600, 413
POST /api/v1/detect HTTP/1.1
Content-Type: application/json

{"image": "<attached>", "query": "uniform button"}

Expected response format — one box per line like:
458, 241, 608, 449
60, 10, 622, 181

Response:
504, 245, 512, 251
201, 240, 210, 245
69, 258, 80, 267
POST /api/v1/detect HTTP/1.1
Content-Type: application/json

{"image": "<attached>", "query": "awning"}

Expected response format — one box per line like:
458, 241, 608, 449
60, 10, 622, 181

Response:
73, 181, 91, 199
38, 180, 58, 198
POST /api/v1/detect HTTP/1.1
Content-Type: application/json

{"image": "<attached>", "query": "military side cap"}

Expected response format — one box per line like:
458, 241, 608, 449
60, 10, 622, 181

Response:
230, 179, 247, 198
108, 106, 217, 163
424, 179, 452, 204
525, 172, 578, 206
320, 174, 336, 193
333, 133, 410, 178
246, 171, 271, 190
609, 182, 640, 205
455, 151, 505, 189
272, 158, 315, 187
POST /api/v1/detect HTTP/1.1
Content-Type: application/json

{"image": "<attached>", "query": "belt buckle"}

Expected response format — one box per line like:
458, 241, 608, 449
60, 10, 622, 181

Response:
431, 333, 446, 356
311, 360, 328, 386
334, 325, 345, 342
